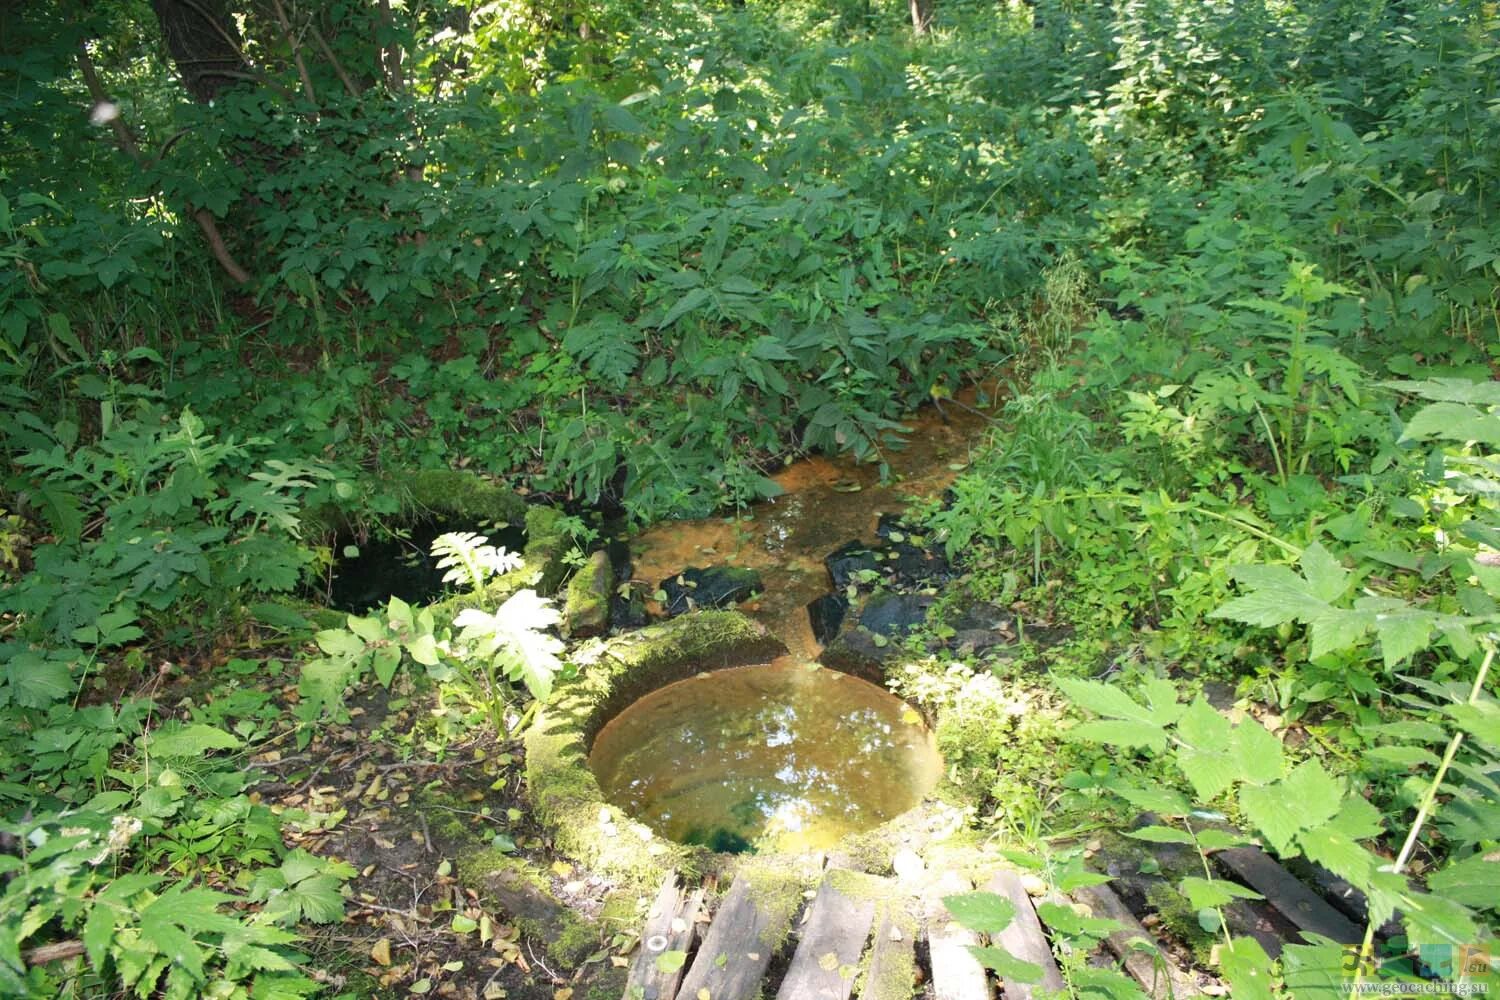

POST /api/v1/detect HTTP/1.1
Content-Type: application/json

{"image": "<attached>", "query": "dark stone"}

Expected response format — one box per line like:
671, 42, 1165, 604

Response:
824, 529, 952, 596
658, 566, 764, 616
611, 582, 650, 630
825, 541, 883, 591
820, 592, 936, 680
858, 592, 936, 636
806, 593, 849, 646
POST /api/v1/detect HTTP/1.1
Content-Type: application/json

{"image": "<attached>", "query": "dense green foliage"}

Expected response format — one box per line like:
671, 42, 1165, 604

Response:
2, 0, 1498, 995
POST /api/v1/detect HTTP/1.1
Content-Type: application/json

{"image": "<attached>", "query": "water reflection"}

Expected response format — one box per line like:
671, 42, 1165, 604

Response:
588, 661, 942, 854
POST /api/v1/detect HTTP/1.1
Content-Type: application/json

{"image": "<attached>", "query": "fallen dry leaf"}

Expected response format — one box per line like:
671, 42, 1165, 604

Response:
370, 938, 392, 967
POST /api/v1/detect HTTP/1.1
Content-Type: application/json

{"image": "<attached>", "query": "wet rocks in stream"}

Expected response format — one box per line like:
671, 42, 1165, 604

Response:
806, 593, 849, 645
658, 565, 764, 615
820, 592, 937, 678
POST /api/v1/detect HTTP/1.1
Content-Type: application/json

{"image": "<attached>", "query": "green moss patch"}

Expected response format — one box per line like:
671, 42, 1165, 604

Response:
394, 469, 528, 526
523, 612, 786, 889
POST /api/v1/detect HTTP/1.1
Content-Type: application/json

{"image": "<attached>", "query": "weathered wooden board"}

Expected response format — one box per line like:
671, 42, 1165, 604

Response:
679, 875, 795, 1000
1071, 884, 1200, 1000
624, 873, 705, 1000
925, 870, 993, 1000
861, 903, 918, 1000
1216, 847, 1361, 944
776, 873, 878, 1000
984, 869, 1065, 1000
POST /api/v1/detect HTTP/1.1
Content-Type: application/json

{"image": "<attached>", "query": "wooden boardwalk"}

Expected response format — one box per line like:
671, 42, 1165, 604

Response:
623, 845, 1373, 1000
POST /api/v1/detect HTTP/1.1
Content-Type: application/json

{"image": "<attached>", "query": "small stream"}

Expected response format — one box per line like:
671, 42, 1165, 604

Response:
627, 389, 997, 660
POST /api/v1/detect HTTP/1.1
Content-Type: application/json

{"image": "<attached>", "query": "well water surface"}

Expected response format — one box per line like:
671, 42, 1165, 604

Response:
589, 660, 942, 853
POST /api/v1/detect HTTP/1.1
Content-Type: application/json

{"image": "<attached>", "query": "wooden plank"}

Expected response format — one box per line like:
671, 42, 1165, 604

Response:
624, 873, 704, 1000
861, 904, 918, 1000
1071, 884, 1199, 1000
679, 875, 795, 1000
984, 870, 1065, 1000
1216, 847, 1361, 945
925, 870, 993, 1000
776, 873, 878, 1000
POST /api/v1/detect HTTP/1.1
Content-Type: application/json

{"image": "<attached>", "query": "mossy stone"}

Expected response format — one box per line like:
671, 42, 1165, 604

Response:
395, 469, 528, 526
523, 611, 787, 889
563, 549, 613, 638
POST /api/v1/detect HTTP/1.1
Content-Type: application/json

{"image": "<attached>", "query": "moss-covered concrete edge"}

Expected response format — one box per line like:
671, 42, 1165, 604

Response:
523, 612, 787, 890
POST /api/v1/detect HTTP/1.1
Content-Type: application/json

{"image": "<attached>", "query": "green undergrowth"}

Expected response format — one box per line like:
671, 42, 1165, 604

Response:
2, 0, 1499, 995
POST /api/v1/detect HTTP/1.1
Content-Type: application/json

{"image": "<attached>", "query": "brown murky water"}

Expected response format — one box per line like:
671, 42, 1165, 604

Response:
588, 660, 943, 853
627, 388, 998, 659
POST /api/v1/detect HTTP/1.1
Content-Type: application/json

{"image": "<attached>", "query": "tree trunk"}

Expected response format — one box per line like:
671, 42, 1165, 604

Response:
148, 0, 254, 102
909, 0, 932, 34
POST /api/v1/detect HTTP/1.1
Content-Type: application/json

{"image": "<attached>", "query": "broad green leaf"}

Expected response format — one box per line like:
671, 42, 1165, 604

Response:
943, 892, 1016, 934
147, 723, 242, 758
3, 652, 72, 708
1055, 678, 1157, 724
1375, 612, 1432, 668
1180, 877, 1263, 911
315, 628, 365, 658
969, 945, 1044, 984
1446, 701, 1500, 746
1194, 829, 1250, 853
1036, 902, 1124, 939
1231, 720, 1284, 786
1114, 783, 1192, 817
1307, 607, 1370, 658
1219, 936, 1275, 1000
347, 616, 385, 643
1297, 825, 1373, 884
1138, 675, 1187, 727
655, 950, 687, 973
1299, 543, 1350, 604
371, 644, 402, 687
1176, 698, 1231, 751
406, 633, 440, 667
1428, 852, 1500, 909
1362, 745, 1440, 768
1210, 586, 1321, 627
1071, 720, 1168, 752
1401, 401, 1500, 446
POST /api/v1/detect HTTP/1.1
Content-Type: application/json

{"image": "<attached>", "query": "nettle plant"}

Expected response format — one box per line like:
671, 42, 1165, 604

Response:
1042, 376, 1500, 991
296, 533, 564, 740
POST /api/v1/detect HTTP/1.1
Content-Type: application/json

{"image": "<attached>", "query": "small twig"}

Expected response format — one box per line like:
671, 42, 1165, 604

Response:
350, 901, 432, 922
418, 813, 434, 855
424, 804, 504, 825
526, 939, 561, 983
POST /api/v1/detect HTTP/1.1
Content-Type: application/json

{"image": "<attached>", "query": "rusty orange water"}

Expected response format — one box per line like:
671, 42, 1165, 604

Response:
589, 660, 943, 853
628, 389, 999, 660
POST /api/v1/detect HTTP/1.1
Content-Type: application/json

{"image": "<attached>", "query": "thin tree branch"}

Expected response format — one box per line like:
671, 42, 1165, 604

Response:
24, 940, 86, 967
309, 23, 362, 99
269, 0, 318, 104
76, 44, 143, 163
194, 209, 252, 284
